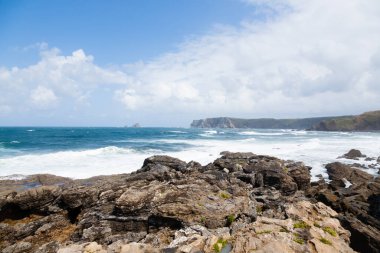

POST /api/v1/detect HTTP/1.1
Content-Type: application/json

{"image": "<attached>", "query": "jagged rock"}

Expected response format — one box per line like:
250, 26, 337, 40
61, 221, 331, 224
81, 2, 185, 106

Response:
140, 155, 187, 172
231, 201, 354, 253
115, 180, 256, 229
1, 186, 61, 215
326, 162, 373, 189
213, 152, 310, 195
286, 162, 311, 190
306, 162, 380, 253
339, 214, 380, 253
0, 154, 361, 253
61, 186, 99, 209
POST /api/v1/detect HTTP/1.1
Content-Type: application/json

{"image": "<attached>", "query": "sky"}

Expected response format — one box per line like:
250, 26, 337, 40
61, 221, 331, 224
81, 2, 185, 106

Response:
0, 0, 380, 127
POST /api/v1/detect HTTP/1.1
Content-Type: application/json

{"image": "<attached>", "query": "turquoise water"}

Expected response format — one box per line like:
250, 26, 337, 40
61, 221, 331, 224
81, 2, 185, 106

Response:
1, 127, 379, 179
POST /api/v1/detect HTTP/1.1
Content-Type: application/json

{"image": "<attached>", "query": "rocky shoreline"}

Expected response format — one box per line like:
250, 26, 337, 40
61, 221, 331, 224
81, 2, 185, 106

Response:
0, 151, 379, 253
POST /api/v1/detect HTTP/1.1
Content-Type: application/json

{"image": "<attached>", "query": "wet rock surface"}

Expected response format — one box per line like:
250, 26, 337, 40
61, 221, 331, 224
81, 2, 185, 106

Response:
308, 161, 380, 253
0, 152, 377, 252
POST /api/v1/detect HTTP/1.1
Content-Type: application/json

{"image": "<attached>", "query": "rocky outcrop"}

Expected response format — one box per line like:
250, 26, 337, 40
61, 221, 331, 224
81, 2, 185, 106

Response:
339, 149, 367, 160
325, 162, 373, 189
308, 162, 380, 253
53, 200, 354, 253
0, 153, 373, 252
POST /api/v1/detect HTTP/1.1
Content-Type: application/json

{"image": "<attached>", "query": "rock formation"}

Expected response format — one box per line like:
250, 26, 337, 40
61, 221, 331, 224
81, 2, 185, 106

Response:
308, 162, 380, 253
339, 149, 367, 160
0, 152, 379, 252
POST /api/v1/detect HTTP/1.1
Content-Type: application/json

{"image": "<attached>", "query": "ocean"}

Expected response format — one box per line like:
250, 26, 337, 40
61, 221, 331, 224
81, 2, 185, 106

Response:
0, 127, 379, 180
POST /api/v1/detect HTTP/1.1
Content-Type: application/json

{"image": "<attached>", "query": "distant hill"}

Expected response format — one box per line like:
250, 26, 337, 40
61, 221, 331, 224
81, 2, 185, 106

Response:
191, 110, 380, 131
310, 110, 380, 131
190, 116, 342, 129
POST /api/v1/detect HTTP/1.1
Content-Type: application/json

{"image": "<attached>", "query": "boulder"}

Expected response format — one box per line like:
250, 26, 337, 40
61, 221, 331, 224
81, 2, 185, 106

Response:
326, 162, 373, 188
140, 155, 187, 173
340, 149, 366, 160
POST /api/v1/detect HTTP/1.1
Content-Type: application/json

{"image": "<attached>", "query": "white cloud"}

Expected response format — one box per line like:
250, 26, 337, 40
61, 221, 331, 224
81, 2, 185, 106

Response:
115, 0, 380, 118
30, 86, 58, 107
115, 89, 140, 110
0, 46, 129, 113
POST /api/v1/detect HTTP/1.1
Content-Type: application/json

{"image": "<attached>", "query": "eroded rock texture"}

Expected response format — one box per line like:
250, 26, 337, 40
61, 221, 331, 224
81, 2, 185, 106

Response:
0, 152, 377, 252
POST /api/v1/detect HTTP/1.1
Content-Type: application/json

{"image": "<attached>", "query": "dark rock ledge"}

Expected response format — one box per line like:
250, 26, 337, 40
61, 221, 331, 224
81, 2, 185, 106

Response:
0, 152, 379, 253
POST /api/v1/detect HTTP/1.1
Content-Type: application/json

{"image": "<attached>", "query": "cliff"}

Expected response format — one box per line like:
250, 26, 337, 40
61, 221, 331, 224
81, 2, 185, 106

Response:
191, 110, 380, 131
191, 116, 341, 129
310, 110, 380, 131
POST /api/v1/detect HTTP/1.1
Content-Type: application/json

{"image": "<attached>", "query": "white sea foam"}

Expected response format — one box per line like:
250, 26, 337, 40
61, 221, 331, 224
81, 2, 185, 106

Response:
1, 131, 380, 180
167, 130, 187, 134
0, 146, 150, 179
238, 131, 284, 136
198, 134, 214, 137
238, 131, 258, 135
204, 130, 217, 134
290, 130, 307, 135
10, 141, 20, 144
26, 129, 35, 132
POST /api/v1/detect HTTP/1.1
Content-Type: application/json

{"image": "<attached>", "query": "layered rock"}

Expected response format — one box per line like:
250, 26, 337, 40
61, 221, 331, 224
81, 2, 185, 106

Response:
308, 162, 380, 253
0, 153, 372, 253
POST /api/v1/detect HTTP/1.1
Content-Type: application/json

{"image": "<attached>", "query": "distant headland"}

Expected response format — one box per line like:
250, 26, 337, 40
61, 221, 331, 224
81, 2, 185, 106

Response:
191, 110, 380, 131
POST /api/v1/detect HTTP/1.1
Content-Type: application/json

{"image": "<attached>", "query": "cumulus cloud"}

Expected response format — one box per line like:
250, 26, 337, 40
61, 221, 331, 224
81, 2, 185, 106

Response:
116, 0, 380, 118
0, 46, 128, 114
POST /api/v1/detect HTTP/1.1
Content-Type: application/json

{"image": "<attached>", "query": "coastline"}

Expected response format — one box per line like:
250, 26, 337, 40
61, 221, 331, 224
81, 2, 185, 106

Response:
2, 128, 380, 180
0, 151, 379, 252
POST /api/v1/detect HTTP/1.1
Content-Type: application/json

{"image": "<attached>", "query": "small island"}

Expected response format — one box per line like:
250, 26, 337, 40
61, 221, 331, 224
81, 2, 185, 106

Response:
124, 123, 141, 128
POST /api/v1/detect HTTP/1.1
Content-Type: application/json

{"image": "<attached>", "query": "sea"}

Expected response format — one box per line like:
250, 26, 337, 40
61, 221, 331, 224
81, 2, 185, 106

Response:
0, 127, 379, 181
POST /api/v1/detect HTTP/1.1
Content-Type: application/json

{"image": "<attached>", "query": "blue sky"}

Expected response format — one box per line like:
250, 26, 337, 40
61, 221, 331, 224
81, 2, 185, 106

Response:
1, 0, 380, 126
0, 0, 251, 66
